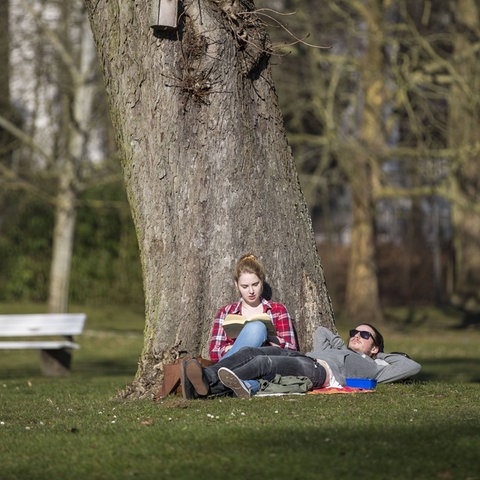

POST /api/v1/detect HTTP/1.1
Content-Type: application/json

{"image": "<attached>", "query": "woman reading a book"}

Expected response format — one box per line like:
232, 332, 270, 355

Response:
208, 254, 297, 365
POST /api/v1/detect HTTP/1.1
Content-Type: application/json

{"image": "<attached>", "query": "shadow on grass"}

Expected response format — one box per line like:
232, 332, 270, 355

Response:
2, 416, 479, 479
383, 304, 480, 331
0, 354, 138, 380
415, 357, 480, 383
76, 359, 138, 377
132, 417, 480, 479
258, 424, 478, 478
454, 309, 480, 329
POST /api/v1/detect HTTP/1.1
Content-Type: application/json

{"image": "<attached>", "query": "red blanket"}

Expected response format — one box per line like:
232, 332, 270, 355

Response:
308, 386, 376, 395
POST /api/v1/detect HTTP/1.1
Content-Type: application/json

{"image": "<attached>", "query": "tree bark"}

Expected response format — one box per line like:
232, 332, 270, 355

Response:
84, 0, 335, 398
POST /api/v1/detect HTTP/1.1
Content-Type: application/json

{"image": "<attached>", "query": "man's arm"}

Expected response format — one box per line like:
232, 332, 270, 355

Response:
312, 326, 346, 352
375, 353, 422, 383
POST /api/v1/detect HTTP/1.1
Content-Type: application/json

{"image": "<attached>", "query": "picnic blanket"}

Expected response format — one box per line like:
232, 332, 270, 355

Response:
308, 386, 376, 394
256, 375, 376, 396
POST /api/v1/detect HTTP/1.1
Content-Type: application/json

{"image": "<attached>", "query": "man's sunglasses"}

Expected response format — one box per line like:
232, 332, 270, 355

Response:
349, 329, 377, 345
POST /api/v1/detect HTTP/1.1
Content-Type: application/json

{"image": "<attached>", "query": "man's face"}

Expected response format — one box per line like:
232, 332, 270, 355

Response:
348, 324, 379, 357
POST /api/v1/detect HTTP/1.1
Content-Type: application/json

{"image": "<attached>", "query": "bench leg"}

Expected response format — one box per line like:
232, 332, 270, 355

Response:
39, 349, 72, 376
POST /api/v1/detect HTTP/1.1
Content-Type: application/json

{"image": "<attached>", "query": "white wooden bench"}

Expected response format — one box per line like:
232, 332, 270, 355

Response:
0, 313, 87, 376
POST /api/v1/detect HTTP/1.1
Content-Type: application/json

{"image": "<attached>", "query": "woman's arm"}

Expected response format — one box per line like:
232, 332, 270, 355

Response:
208, 307, 234, 362
270, 303, 298, 351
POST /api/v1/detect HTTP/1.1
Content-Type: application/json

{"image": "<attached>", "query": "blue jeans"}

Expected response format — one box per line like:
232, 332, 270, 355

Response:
222, 322, 268, 394
223, 321, 268, 358
205, 346, 326, 396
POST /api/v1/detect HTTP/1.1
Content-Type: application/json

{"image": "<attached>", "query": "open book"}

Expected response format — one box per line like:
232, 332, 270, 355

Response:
222, 313, 277, 339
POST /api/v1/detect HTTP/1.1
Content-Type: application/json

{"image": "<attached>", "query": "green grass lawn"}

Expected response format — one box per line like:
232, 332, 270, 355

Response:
1, 303, 479, 480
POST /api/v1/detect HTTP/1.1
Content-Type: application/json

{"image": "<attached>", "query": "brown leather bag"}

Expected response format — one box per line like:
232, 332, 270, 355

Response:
154, 356, 213, 400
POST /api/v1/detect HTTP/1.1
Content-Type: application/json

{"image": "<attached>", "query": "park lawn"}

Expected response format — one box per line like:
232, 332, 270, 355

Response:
1, 303, 479, 480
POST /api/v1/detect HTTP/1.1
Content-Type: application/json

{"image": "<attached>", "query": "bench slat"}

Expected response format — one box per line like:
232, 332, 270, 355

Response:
0, 341, 80, 349
0, 314, 86, 337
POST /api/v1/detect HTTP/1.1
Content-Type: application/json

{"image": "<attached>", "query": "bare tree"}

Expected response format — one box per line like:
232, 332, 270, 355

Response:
447, 0, 480, 312
84, 0, 336, 398
266, 0, 385, 323
263, 0, 480, 315
343, 0, 385, 324
0, 0, 18, 195
46, 4, 100, 313
3, 0, 112, 315
0, 1, 11, 153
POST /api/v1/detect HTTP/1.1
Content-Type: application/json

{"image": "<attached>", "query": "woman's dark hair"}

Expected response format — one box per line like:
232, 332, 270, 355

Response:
362, 323, 385, 353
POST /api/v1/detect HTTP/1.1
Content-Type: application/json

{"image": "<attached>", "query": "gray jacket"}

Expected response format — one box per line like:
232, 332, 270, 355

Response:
306, 327, 421, 386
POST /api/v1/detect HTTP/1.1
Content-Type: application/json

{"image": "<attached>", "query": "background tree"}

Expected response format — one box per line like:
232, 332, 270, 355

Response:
261, 0, 386, 322
45, 3, 100, 313
0, 1, 12, 159
343, 0, 385, 324
1, 0, 123, 311
0, 0, 18, 231
84, 0, 336, 397
447, 0, 480, 314
261, 0, 480, 320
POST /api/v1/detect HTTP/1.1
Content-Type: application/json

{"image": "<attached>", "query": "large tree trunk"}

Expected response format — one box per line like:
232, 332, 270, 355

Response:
84, 0, 335, 398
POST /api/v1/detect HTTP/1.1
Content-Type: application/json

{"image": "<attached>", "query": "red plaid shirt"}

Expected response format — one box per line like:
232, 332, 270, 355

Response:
208, 298, 297, 362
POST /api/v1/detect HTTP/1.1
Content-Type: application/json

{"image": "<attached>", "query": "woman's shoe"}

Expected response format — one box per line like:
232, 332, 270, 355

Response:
185, 358, 209, 396
218, 367, 251, 398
